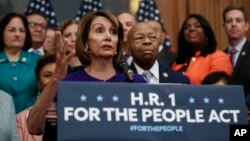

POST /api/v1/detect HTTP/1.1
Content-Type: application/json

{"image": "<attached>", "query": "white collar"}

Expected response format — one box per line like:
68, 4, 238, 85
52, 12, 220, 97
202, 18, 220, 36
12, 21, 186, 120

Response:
229, 37, 246, 52
134, 61, 159, 80
28, 47, 45, 55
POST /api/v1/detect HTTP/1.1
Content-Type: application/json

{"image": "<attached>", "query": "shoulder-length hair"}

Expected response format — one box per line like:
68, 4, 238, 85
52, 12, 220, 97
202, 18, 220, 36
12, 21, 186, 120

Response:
176, 14, 217, 64
76, 11, 123, 68
0, 12, 32, 51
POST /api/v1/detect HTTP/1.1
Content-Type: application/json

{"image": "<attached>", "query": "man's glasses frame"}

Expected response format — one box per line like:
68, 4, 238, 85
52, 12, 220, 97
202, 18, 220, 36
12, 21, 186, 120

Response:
28, 22, 47, 30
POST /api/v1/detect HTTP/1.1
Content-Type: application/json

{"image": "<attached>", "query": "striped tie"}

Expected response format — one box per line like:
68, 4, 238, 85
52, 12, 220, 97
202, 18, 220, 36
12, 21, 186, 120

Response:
229, 47, 237, 66
123, 54, 130, 62
143, 71, 152, 83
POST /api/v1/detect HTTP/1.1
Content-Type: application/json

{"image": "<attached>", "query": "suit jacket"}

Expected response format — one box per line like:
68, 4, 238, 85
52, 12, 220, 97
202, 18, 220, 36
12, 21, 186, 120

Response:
130, 62, 190, 84
157, 48, 177, 68
225, 40, 250, 108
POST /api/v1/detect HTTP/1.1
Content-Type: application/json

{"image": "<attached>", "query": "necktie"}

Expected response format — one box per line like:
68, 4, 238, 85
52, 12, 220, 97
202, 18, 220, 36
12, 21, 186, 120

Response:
229, 47, 237, 66
123, 54, 130, 63
143, 71, 152, 83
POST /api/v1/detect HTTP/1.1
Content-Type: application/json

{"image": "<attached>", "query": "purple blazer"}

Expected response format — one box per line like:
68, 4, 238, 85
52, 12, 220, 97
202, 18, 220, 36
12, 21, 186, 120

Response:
64, 69, 146, 83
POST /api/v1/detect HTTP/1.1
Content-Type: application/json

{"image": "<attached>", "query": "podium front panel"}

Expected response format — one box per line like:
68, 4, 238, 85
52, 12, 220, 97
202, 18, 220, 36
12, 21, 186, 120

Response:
57, 82, 248, 141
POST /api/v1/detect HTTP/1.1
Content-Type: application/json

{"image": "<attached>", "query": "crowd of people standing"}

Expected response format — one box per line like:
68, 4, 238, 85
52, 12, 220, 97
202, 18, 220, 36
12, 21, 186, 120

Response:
0, 4, 249, 141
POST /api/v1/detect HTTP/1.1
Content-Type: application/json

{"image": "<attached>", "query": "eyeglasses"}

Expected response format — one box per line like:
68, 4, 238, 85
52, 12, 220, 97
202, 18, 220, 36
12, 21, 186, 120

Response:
28, 22, 47, 30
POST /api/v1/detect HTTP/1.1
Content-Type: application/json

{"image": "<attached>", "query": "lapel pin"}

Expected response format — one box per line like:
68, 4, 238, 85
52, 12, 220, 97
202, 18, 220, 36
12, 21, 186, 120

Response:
163, 72, 168, 77
241, 51, 246, 56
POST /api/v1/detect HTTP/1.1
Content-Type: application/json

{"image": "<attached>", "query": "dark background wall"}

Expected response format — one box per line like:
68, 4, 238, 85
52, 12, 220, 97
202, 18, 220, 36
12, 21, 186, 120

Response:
0, 0, 129, 22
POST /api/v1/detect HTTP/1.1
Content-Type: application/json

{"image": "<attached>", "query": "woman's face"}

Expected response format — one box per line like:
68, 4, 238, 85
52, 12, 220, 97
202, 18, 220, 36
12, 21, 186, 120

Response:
183, 17, 205, 46
38, 63, 56, 91
3, 17, 26, 49
63, 23, 78, 52
87, 16, 118, 58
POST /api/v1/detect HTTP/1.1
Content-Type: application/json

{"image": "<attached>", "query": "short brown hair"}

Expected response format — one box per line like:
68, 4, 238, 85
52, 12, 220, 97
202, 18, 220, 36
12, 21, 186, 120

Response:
35, 53, 56, 80
223, 5, 249, 22
76, 11, 123, 68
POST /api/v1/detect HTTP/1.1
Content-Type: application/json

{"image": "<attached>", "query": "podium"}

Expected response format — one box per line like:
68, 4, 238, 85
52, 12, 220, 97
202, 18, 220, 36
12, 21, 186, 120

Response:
56, 82, 248, 141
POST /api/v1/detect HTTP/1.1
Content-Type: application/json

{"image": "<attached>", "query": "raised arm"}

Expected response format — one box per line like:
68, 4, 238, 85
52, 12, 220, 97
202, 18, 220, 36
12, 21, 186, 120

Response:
27, 31, 75, 135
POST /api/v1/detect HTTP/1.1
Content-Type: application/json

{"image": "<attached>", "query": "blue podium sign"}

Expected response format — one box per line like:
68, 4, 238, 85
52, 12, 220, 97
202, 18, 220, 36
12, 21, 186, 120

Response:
57, 82, 248, 141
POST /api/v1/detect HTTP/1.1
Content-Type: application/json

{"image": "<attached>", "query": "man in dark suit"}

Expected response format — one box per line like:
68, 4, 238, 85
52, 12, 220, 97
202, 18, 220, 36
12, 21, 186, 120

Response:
127, 22, 189, 84
223, 5, 250, 108
147, 20, 176, 68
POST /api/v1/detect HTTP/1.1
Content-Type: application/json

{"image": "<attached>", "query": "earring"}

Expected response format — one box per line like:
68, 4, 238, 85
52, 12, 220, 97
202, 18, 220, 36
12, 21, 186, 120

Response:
115, 51, 117, 55
85, 44, 89, 51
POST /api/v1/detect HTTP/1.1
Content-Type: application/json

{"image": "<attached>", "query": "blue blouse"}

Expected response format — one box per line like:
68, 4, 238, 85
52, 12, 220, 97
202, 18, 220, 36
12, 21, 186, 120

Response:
0, 51, 40, 113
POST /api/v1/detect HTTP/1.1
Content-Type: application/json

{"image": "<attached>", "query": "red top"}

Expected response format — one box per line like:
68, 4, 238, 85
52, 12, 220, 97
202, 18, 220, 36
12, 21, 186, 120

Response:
172, 50, 233, 84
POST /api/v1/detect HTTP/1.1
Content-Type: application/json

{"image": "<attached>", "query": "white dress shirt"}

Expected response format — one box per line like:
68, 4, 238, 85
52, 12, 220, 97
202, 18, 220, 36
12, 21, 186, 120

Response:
28, 47, 45, 56
134, 61, 160, 84
228, 37, 246, 67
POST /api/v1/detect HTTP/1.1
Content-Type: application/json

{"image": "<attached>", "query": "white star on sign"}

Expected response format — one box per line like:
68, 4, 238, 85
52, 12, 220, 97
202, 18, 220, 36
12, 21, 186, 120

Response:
189, 97, 195, 104
112, 95, 119, 102
80, 94, 87, 101
203, 97, 210, 104
218, 97, 224, 104
97, 95, 103, 102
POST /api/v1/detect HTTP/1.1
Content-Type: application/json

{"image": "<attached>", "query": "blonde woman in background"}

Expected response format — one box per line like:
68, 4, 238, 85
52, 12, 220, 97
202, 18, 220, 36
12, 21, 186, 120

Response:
58, 19, 83, 73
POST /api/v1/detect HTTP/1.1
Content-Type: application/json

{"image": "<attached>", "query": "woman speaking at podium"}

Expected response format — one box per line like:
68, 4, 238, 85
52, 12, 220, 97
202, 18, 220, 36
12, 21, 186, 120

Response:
27, 11, 145, 137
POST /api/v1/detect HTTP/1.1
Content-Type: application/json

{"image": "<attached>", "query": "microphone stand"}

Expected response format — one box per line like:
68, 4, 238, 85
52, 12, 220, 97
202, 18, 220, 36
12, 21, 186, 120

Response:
125, 70, 134, 83
117, 61, 135, 83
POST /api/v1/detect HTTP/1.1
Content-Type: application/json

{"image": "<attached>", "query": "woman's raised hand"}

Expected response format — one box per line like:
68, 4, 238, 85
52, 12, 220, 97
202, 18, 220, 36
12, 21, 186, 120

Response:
53, 31, 76, 81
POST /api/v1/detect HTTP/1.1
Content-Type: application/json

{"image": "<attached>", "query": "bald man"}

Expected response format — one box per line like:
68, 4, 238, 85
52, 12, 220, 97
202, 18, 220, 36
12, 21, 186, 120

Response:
127, 22, 189, 84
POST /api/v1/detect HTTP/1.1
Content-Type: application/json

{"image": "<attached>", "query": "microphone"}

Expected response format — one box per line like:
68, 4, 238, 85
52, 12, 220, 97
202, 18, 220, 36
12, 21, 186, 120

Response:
119, 61, 134, 82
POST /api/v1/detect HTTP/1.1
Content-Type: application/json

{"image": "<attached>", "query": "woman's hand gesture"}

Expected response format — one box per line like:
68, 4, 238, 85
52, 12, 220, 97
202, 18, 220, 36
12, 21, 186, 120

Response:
53, 31, 75, 81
